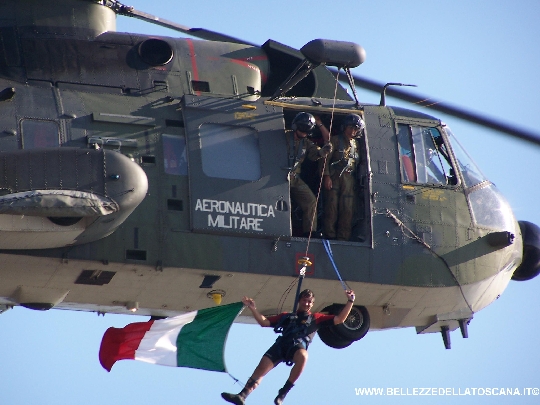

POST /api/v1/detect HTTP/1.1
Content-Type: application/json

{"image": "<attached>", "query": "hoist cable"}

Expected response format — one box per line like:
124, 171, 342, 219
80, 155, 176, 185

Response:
322, 238, 350, 291
304, 67, 342, 256
281, 68, 350, 312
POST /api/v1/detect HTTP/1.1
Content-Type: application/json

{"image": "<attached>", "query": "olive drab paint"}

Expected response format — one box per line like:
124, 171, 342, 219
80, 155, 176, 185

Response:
0, 0, 537, 350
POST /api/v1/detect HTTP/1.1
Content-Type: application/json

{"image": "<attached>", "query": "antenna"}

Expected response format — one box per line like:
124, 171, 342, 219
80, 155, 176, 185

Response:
379, 83, 417, 106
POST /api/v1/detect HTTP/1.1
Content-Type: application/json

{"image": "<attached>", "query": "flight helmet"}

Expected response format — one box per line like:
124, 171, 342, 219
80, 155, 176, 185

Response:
291, 112, 316, 133
342, 113, 365, 132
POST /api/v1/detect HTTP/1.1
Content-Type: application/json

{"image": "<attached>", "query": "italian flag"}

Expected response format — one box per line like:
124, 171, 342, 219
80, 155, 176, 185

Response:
99, 302, 243, 373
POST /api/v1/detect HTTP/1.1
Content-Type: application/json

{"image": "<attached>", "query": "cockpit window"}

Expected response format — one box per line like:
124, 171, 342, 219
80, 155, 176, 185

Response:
443, 126, 487, 188
397, 124, 456, 186
443, 125, 515, 230
467, 183, 516, 230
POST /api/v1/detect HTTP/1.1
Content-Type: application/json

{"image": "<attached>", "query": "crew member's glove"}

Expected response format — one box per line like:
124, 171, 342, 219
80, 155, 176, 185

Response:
319, 142, 333, 157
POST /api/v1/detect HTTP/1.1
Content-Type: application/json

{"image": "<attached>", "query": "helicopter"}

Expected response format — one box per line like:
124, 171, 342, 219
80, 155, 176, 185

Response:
0, 0, 539, 355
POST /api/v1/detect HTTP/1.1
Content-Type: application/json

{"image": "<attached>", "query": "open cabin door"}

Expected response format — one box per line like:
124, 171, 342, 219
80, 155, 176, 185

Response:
181, 95, 291, 237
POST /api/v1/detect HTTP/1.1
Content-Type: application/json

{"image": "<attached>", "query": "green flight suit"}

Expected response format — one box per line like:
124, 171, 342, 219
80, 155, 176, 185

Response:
323, 134, 359, 240
287, 133, 325, 235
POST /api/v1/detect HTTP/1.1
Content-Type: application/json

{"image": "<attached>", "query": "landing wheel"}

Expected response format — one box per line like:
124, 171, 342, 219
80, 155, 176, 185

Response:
317, 324, 352, 349
323, 304, 370, 341
338, 305, 370, 341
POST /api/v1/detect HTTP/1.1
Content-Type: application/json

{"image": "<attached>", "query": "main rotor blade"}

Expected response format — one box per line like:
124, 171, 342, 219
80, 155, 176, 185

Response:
334, 70, 540, 147
117, 7, 257, 46
114, 2, 539, 146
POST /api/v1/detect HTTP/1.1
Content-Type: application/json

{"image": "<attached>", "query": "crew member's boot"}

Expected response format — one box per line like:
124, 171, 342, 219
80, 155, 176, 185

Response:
221, 377, 259, 405
274, 380, 294, 405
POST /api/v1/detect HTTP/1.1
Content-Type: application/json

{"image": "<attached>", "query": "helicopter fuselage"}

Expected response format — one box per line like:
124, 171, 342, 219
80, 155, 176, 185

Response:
0, 0, 525, 345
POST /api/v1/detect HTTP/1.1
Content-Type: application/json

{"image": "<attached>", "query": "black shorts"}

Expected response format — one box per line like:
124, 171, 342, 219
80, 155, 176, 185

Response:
263, 337, 307, 365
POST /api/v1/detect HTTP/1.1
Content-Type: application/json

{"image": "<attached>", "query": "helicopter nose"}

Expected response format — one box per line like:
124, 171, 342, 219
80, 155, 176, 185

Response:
511, 221, 540, 281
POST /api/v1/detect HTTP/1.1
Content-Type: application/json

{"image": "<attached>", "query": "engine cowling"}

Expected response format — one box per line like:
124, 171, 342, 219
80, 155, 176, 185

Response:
0, 147, 148, 249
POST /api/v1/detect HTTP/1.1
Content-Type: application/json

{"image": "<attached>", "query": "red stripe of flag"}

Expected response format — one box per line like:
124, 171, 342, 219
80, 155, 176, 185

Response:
99, 321, 154, 372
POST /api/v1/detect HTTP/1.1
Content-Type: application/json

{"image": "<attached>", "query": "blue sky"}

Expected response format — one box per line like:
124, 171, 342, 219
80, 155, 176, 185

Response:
1, 1, 539, 404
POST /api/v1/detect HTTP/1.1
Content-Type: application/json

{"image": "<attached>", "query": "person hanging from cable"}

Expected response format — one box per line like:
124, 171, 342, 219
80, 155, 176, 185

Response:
221, 288, 355, 405
287, 112, 332, 238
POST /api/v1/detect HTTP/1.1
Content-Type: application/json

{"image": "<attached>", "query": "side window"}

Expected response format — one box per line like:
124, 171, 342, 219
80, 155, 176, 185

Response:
199, 123, 261, 181
397, 124, 456, 186
397, 124, 416, 182
163, 134, 188, 175
21, 119, 60, 149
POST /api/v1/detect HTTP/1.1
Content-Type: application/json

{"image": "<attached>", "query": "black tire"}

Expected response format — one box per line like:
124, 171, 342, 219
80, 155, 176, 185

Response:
317, 324, 353, 349
324, 304, 370, 341
48, 216, 83, 226
512, 221, 540, 281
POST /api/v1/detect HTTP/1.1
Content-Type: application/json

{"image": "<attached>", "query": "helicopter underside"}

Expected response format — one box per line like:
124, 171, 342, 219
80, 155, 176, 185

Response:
0, 248, 514, 336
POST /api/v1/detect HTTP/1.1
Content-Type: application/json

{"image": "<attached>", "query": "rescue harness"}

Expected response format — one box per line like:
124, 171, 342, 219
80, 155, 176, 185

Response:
331, 134, 359, 176
286, 134, 306, 177
273, 312, 314, 366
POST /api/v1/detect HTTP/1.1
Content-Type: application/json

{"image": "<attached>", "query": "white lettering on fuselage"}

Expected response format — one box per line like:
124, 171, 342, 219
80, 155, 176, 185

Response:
195, 199, 275, 232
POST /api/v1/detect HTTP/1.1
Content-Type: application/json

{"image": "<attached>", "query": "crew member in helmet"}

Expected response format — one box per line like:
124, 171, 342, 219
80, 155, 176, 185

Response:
221, 288, 355, 405
322, 113, 365, 240
286, 112, 332, 237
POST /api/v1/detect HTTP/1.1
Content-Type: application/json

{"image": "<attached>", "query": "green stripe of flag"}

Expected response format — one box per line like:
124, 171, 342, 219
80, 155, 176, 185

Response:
176, 301, 243, 372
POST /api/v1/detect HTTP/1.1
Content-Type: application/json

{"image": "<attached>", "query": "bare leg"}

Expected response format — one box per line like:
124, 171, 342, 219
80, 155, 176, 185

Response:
275, 349, 308, 405
251, 355, 276, 379
244, 355, 275, 393
288, 348, 308, 383
222, 356, 275, 404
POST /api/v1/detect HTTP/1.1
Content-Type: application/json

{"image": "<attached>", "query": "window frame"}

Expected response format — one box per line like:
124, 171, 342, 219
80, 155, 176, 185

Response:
20, 118, 60, 149
396, 122, 459, 187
